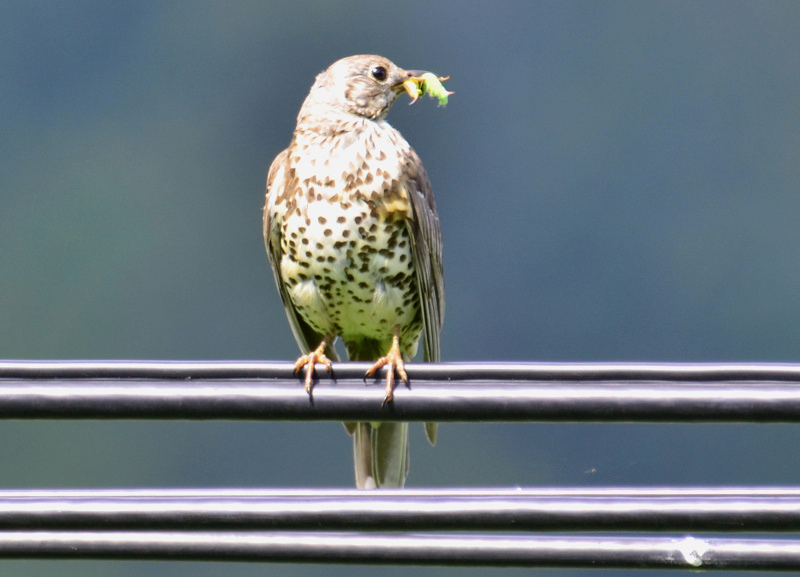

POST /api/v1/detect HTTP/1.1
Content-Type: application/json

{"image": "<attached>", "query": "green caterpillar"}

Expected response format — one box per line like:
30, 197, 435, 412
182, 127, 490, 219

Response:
402, 73, 453, 107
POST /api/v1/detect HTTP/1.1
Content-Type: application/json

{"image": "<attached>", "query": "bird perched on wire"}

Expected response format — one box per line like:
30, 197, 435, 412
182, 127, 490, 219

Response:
263, 55, 446, 489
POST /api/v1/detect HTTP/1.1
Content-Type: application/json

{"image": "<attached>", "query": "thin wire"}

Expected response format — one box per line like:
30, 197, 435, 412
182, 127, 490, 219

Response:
1, 531, 800, 568
1, 487, 800, 531
5, 361, 800, 567
2, 361, 800, 421
4, 359, 800, 381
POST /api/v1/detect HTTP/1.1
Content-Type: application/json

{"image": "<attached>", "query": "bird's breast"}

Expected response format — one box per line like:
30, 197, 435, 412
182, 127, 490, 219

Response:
272, 121, 423, 344
278, 176, 419, 343
284, 122, 414, 213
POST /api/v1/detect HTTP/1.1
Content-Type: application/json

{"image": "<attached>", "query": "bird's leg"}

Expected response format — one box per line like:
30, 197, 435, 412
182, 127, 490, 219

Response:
365, 328, 408, 405
294, 335, 333, 394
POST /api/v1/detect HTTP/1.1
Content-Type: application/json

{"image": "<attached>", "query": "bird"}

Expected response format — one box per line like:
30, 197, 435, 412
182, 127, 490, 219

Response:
263, 55, 445, 489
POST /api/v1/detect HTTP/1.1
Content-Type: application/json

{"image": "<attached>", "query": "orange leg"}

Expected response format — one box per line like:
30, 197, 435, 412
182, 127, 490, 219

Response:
294, 336, 333, 394
365, 328, 408, 404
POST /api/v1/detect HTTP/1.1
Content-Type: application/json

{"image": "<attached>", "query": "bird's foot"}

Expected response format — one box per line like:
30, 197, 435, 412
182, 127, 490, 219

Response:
294, 338, 333, 395
365, 334, 407, 406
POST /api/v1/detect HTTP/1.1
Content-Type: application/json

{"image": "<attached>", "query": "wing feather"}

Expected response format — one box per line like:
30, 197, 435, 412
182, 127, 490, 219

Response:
404, 150, 445, 363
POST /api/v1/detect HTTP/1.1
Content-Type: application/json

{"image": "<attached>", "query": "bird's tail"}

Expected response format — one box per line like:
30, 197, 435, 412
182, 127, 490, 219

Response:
344, 338, 414, 489
349, 421, 409, 489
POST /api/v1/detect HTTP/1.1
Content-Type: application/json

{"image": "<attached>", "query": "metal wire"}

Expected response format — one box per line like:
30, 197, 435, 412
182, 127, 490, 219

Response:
0, 487, 800, 531
5, 360, 800, 568
2, 531, 800, 568
3, 360, 800, 421
5, 359, 800, 380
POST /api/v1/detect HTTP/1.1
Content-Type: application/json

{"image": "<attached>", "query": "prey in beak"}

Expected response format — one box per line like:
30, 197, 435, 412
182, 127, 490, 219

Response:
396, 70, 453, 106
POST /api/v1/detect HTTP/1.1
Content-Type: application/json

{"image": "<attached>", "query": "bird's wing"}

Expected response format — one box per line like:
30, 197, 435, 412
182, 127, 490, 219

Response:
264, 148, 339, 360
404, 150, 445, 363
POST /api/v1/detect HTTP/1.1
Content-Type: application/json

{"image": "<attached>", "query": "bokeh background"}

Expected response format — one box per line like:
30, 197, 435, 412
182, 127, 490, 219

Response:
1, 1, 799, 576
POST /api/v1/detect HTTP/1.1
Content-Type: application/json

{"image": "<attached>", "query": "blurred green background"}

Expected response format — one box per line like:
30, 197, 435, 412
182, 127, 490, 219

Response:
1, 1, 799, 576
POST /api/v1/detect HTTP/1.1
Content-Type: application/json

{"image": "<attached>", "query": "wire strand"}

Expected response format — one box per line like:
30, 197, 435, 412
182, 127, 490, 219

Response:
0, 487, 800, 531
2, 361, 800, 421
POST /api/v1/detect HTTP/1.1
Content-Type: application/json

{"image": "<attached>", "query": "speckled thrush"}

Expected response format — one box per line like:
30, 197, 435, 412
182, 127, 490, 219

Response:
263, 55, 445, 489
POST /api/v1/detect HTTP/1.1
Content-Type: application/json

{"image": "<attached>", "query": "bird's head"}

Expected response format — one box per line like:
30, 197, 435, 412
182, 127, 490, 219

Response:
299, 55, 424, 122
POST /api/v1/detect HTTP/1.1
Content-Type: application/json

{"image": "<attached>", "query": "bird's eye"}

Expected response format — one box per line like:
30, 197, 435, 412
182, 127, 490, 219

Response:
370, 66, 387, 81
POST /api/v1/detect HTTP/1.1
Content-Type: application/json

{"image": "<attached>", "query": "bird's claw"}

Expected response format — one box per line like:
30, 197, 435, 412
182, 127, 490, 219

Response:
294, 341, 333, 394
366, 340, 408, 405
